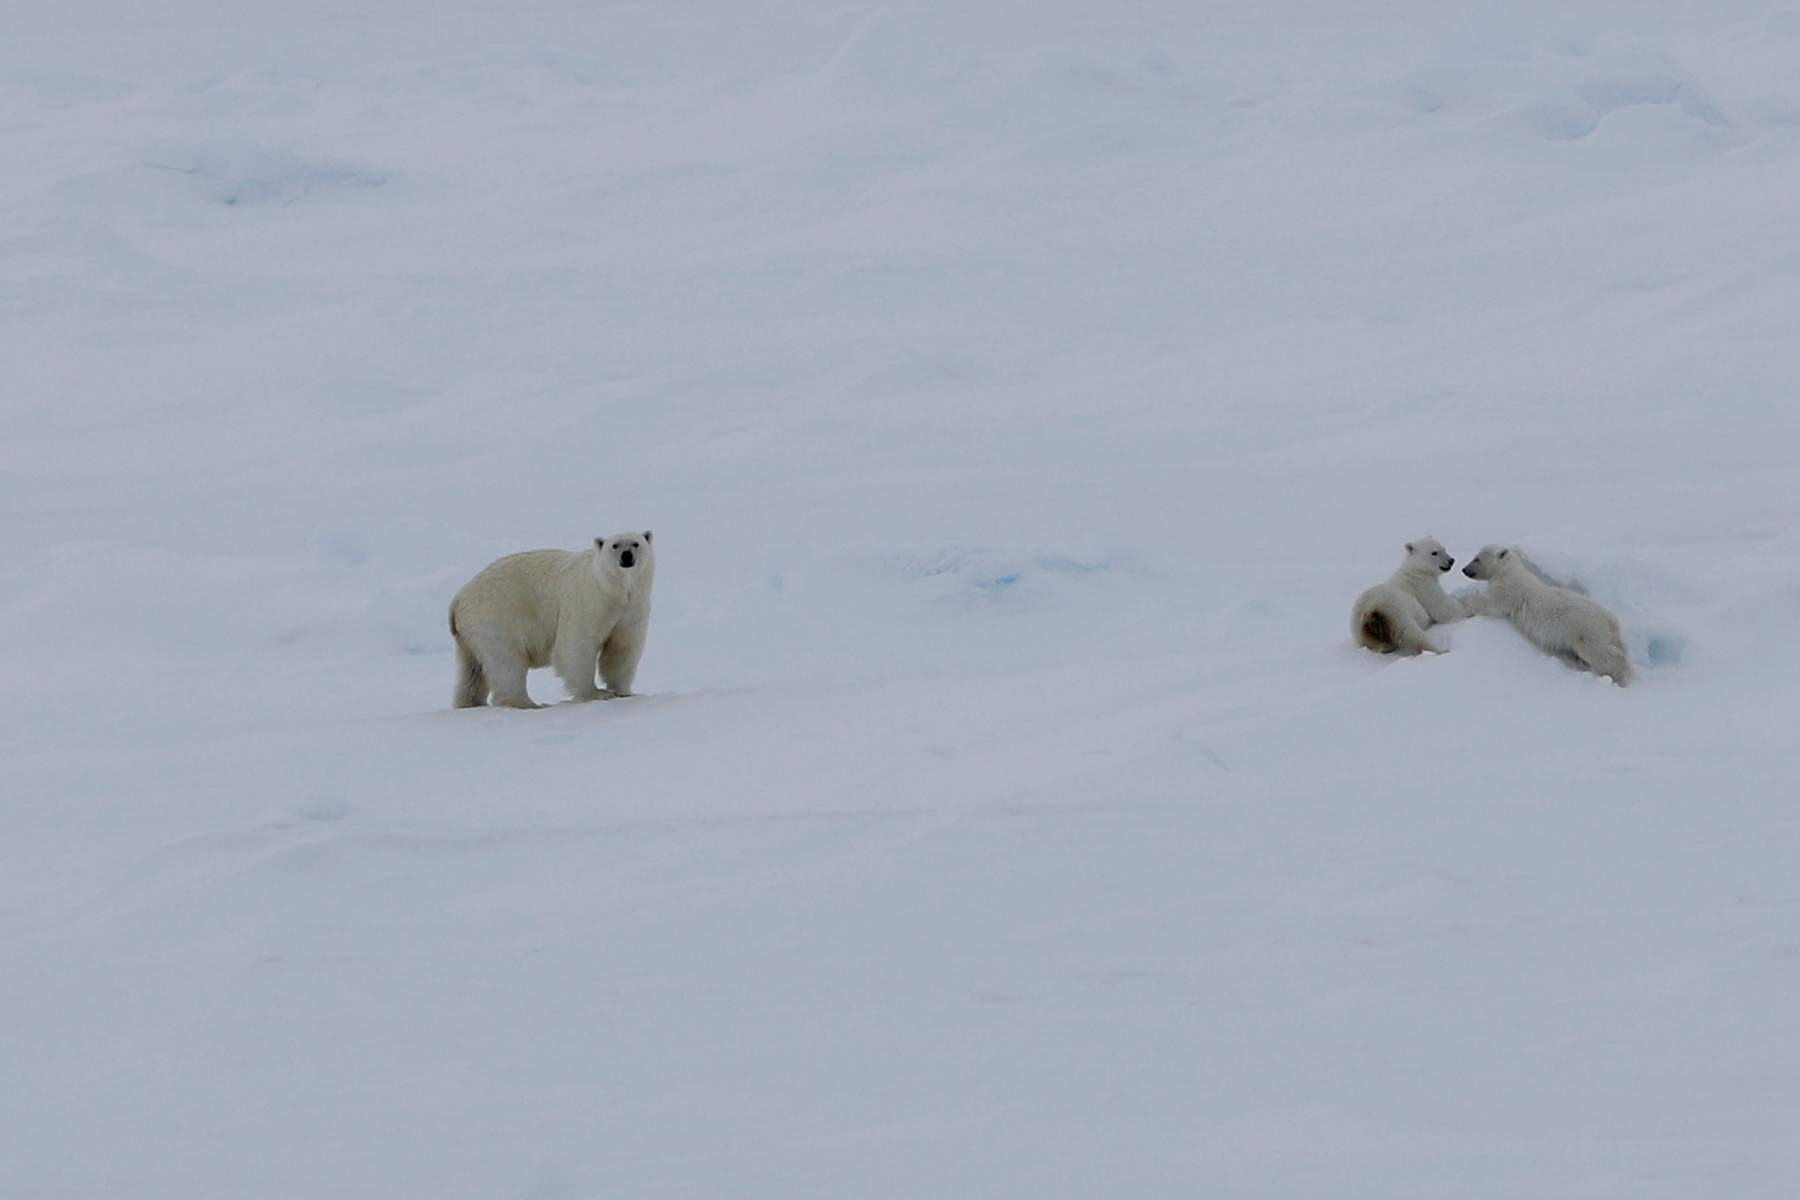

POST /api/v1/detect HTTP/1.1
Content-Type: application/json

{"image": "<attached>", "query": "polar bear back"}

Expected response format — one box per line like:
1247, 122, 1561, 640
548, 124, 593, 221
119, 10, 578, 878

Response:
1500, 577, 1625, 663
1353, 581, 1431, 629
1465, 548, 1618, 638
451, 549, 585, 661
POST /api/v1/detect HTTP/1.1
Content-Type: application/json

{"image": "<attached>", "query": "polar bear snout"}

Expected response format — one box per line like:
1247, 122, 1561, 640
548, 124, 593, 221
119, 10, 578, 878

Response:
1463, 563, 1477, 578
620, 549, 636, 568
1440, 558, 1454, 572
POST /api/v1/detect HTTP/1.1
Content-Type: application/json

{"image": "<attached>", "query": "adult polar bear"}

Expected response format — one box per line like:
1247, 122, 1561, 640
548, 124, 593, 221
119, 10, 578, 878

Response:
1352, 537, 1468, 655
450, 532, 654, 708
1460, 544, 1632, 685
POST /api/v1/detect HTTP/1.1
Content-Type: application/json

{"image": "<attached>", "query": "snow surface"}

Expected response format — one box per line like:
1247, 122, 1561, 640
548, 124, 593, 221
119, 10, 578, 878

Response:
3, 1, 1800, 1196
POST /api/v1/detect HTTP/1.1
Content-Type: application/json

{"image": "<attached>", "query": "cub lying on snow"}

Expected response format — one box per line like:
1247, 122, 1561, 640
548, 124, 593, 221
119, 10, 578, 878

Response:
1460, 544, 1631, 685
1352, 537, 1468, 655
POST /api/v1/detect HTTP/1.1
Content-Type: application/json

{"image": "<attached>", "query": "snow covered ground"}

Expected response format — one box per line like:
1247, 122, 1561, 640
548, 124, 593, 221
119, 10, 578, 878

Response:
4, 1, 1800, 1195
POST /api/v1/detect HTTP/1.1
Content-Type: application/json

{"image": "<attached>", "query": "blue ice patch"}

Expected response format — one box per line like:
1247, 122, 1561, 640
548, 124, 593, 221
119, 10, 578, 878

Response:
1645, 635, 1686, 666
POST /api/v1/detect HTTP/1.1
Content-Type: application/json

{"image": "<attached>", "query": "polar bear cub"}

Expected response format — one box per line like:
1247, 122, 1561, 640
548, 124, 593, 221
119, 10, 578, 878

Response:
1460, 544, 1631, 685
1352, 537, 1468, 655
450, 532, 654, 708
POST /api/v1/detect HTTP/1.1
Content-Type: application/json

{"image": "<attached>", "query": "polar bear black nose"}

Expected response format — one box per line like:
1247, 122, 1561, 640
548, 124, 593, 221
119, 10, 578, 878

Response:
1463, 564, 1477, 577
619, 550, 635, 569
1442, 559, 1453, 571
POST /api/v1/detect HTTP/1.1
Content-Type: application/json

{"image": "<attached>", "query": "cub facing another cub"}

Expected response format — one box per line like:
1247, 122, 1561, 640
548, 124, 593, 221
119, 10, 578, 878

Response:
1352, 537, 1468, 656
1460, 543, 1631, 686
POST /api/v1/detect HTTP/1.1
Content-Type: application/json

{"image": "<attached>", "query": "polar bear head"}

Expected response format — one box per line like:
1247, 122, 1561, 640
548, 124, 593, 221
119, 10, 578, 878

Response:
1404, 536, 1454, 574
595, 531, 654, 575
1461, 544, 1516, 580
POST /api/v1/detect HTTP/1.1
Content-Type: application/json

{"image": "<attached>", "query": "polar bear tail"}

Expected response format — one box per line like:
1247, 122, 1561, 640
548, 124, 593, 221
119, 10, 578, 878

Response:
450, 611, 488, 708
1357, 603, 1438, 655
1359, 608, 1399, 653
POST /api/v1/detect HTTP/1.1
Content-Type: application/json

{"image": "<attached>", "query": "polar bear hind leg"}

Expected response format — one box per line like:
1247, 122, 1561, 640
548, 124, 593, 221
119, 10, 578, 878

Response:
1573, 630, 1632, 686
486, 652, 539, 707
1397, 622, 1446, 655
453, 641, 488, 708
454, 638, 538, 708
462, 631, 538, 708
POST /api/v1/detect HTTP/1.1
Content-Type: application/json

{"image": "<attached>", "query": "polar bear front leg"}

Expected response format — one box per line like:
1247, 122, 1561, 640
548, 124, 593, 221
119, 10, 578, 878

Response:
1420, 585, 1470, 626
1459, 589, 1505, 619
552, 631, 607, 702
599, 609, 649, 698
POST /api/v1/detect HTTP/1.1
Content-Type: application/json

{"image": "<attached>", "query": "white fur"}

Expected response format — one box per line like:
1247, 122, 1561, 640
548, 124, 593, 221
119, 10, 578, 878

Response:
1352, 537, 1468, 655
1460, 544, 1631, 685
449, 531, 654, 708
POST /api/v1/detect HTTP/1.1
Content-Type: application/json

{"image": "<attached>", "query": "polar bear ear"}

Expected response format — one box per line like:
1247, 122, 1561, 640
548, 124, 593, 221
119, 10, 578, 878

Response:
1498, 548, 1509, 558
642, 530, 653, 543
595, 537, 605, 550
1405, 542, 1414, 553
